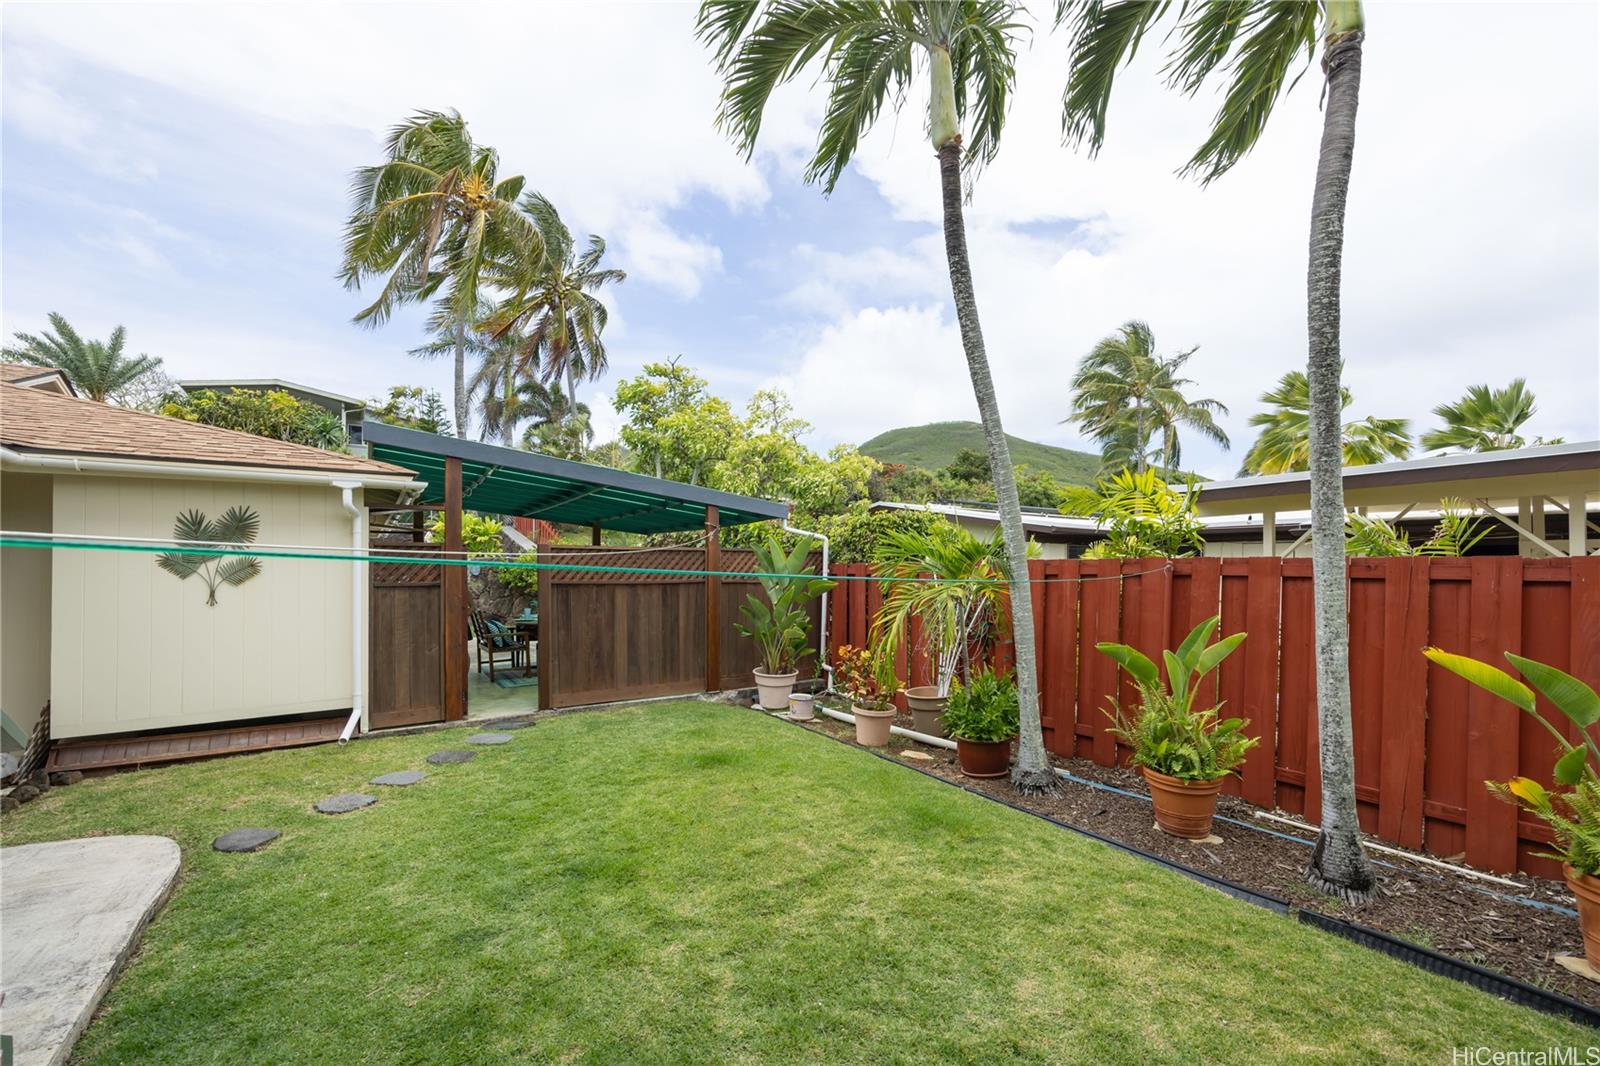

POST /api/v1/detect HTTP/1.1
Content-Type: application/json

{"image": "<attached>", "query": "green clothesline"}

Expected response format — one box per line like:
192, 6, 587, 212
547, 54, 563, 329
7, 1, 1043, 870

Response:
0, 534, 1165, 585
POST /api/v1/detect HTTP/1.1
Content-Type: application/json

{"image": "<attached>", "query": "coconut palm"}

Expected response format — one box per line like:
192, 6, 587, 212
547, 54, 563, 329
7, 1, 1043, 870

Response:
1421, 379, 1538, 454
697, 1, 1056, 793
341, 109, 538, 437
1057, 0, 1376, 898
1240, 370, 1410, 475
2, 313, 162, 403
1066, 320, 1229, 475
484, 194, 625, 405
519, 383, 593, 460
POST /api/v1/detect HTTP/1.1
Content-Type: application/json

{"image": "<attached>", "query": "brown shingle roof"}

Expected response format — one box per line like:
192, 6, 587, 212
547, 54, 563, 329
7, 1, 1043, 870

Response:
0, 364, 73, 390
0, 382, 415, 478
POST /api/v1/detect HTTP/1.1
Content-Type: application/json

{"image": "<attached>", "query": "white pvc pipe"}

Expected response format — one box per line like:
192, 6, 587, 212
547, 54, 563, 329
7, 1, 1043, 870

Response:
783, 519, 831, 692
335, 482, 365, 742
814, 703, 957, 750
1248, 810, 1525, 888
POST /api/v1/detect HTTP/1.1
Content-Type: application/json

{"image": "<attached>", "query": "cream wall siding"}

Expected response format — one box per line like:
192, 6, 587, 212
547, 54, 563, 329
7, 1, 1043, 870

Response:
1, 472, 53, 750
51, 475, 358, 739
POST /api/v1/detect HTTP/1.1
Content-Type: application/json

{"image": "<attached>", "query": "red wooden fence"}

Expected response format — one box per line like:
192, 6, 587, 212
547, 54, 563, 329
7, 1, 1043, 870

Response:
828, 556, 1600, 879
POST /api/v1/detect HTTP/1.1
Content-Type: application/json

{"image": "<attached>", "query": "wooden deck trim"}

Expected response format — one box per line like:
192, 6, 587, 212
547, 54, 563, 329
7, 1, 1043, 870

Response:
46, 716, 344, 772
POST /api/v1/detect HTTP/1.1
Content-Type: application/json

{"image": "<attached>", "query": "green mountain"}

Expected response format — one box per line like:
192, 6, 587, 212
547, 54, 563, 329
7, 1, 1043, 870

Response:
859, 421, 1101, 486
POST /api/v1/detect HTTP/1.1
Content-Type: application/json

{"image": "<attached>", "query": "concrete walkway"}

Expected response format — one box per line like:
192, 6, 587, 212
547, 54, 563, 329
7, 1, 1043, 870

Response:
1, 836, 180, 1066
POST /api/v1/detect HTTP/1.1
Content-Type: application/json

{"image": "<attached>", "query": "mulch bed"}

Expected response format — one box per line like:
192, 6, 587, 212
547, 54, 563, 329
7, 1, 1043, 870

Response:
793, 702, 1600, 1011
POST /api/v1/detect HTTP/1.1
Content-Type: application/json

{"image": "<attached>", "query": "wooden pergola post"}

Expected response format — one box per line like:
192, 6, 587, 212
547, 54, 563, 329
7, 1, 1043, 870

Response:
705, 505, 720, 693
591, 523, 602, 546
442, 456, 467, 720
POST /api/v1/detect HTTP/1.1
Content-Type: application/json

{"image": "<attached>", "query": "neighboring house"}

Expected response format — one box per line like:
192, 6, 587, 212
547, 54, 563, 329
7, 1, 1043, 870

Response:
0, 381, 421, 756
176, 378, 368, 446
873, 440, 1599, 560
0, 364, 77, 396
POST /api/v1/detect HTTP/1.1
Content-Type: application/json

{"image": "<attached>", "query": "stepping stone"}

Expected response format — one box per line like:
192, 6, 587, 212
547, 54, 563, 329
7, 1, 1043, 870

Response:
370, 770, 425, 787
898, 750, 934, 761
1555, 955, 1600, 984
466, 733, 513, 745
315, 793, 377, 815
426, 750, 477, 765
212, 828, 280, 853
493, 719, 537, 730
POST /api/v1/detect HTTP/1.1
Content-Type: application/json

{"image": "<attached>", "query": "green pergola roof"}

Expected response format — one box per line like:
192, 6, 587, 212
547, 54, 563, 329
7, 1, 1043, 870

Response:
363, 421, 789, 534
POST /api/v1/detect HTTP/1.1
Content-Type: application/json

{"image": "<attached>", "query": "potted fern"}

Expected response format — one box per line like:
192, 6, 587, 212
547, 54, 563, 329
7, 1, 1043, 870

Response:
1096, 616, 1255, 839
735, 537, 835, 710
1424, 648, 1600, 967
942, 667, 1019, 778
834, 644, 896, 746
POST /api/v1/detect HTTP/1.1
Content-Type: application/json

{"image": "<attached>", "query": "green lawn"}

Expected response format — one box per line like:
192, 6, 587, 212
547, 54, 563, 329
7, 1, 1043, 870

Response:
2, 702, 1589, 1063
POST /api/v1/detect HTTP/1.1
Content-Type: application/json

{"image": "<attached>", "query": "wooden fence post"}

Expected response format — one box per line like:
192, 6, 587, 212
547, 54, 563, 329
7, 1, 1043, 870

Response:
705, 506, 720, 693
1465, 557, 1523, 873
1378, 558, 1429, 849
442, 456, 467, 721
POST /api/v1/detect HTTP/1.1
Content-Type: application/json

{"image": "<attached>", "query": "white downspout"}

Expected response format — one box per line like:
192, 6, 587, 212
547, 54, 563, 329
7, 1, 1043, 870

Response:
334, 481, 365, 741
783, 520, 831, 694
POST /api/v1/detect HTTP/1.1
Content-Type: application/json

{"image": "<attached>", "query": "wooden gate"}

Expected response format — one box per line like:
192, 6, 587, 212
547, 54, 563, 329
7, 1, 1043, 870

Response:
368, 542, 444, 729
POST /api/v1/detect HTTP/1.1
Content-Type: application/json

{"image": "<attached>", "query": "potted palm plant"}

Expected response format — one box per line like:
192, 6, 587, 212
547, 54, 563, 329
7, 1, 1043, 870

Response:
1423, 648, 1600, 968
1096, 616, 1255, 839
870, 524, 1018, 737
834, 644, 896, 746
942, 667, 1020, 777
736, 536, 835, 710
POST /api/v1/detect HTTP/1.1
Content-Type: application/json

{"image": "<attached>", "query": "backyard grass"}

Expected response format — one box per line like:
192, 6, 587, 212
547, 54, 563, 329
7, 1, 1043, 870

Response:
2, 701, 1592, 1064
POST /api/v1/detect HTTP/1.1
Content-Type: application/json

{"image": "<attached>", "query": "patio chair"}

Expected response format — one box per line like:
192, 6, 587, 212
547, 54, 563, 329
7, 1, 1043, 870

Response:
470, 609, 528, 682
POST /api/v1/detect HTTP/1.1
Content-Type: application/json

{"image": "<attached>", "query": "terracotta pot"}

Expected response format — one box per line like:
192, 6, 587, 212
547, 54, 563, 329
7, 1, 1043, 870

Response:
904, 685, 948, 738
753, 669, 799, 711
853, 704, 894, 747
1565, 865, 1600, 969
788, 693, 815, 721
1143, 768, 1223, 839
954, 737, 1012, 778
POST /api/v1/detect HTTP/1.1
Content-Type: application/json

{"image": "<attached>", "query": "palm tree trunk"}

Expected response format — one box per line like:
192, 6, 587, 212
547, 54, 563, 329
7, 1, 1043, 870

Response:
937, 141, 1056, 796
453, 318, 468, 439
1304, 13, 1376, 903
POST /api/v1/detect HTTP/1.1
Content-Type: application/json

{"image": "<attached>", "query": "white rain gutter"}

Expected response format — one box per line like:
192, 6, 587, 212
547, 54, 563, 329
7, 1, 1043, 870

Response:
783, 519, 831, 692
0, 446, 424, 493
333, 481, 365, 742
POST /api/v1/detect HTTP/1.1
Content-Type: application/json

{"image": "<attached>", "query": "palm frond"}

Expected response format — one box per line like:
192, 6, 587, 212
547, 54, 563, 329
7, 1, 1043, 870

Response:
1057, 0, 1171, 153
216, 556, 263, 588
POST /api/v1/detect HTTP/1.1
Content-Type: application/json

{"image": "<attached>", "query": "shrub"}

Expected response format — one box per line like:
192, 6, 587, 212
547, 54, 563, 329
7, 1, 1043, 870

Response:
942, 668, 1019, 743
162, 388, 348, 450
834, 644, 894, 712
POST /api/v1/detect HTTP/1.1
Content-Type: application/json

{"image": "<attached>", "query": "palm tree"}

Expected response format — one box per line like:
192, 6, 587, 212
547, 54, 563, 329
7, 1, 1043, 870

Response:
2, 313, 162, 403
484, 194, 625, 405
698, 1, 1057, 794
1057, 0, 1376, 898
520, 383, 593, 460
1241, 370, 1411, 474
341, 109, 538, 437
1066, 320, 1229, 474
1421, 379, 1538, 453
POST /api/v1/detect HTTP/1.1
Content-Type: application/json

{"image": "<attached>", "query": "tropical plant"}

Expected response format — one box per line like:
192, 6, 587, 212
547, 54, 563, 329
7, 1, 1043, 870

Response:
1344, 499, 1489, 558
833, 644, 895, 712
1422, 649, 1600, 875
519, 384, 594, 460
2, 313, 163, 403
1060, 467, 1204, 559
613, 359, 741, 485
341, 109, 537, 437
1065, 320, 1228, 475
1239, 369, 1411, 475
428, 513, 505, 556
871, 524, 1013, 698
155, 506, 263, 607
943, 667, 1020, 743
161, 388, 349, 450
368, 385, 453, 436
483, 194, 625, 405
735, 536, 835, 676
1095, 615, 1255, 781
699, 0, 1057, 794
1421, 379, 1539, 454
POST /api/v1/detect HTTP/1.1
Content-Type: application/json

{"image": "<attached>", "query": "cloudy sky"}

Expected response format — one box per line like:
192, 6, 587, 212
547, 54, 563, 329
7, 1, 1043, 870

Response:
4, 1, 1597, 479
